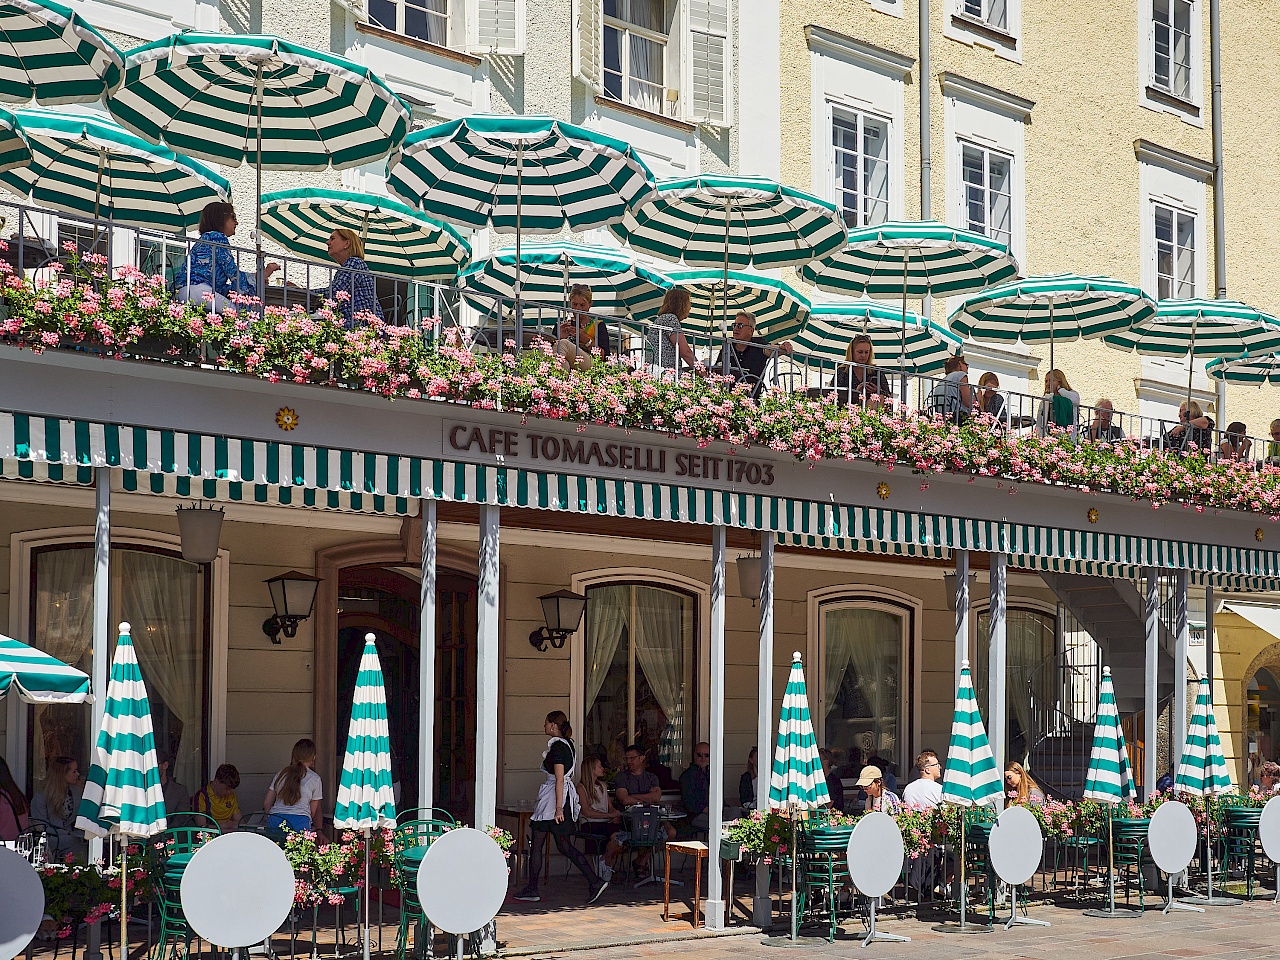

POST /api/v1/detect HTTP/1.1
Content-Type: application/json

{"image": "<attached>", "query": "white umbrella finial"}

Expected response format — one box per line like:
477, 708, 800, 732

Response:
1103, 665, 1112, 676
365, 632, 376, 642
961, 658, 970, 669
119, 621, 131, 634
791, 651, 802, 663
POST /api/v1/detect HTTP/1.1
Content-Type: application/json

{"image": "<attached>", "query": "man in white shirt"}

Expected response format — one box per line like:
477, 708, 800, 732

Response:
902, 750, 943, 809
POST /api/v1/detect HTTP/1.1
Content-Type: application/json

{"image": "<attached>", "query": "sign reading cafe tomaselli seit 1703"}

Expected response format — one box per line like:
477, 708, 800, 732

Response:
445, 422, 777, 486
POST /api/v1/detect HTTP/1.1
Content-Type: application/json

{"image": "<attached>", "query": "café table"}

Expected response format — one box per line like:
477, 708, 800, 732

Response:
496, 800, 549, 880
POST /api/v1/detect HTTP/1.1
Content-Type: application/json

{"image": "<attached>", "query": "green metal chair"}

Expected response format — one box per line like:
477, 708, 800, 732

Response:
795, 824, 854, 942
393, 819, 454, 960
962, 817, 998, 921
148, 824, 221, 960
1111, 818, 1153, 910
1222, 805, 1263, 900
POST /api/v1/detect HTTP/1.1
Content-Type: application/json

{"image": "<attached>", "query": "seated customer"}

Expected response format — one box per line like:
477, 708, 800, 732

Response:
1219, 421, 1252, 461
712, 311, 792, 392
831, 334, 892, 406
1036, 369, 1080, 435
819, 748, 844, 812
856, 765, 901, 814
175, 202, 278, 309
577, 755, 622, 880
605, 744, 675, 873
1164, 400, 1214, 453
739, 746, 758, 811
321, 228, 383, 328
555, 284, 611, 372
1267, 419, 1280, 465
927, 355, 973, 423
679, 741, 711, 832
158, 750, 191, 819
977, 372, 1007, 427
1087, 398, 1127, 442
902, 750, 943, 809
193, 763, 242, 831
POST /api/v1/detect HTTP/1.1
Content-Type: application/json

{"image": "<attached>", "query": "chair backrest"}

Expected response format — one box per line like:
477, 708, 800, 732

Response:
624, 805, 663, 845
400, 807, 456, 825
169, 810, 220, 829
928, 379, 964, 422
239, 812, 289, 844
394, 818, 452, 855
803, 825, 854, 854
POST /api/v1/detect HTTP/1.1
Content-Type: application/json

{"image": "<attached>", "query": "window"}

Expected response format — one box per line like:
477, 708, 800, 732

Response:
972, 607, 1056, 766
1153, 0, 1193, 101
1153, 202, 1195, 300
29, 545, 209, 794
603, 0, 666, 115
582, 583, 695, 776
960, 142, 1012, 249
962, 0, 1007, 30
368, 0, 450, 46
820, 605, 904, 778
832, 109, 889, 229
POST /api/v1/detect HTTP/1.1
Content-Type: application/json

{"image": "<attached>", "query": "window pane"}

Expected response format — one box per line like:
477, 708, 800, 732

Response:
987, 0, 1007, 29
988, 154, 1012, 247
964, 0, 982, 16
973, 609, 1057, 765
368, 0, 397, 30
628, 33, 664, 112
862, 118, 890, 226
822, 608, 901, 795
583, 585, 631, 771
630, 0, 665, 32
603, 26, 623, 101
962, 146, 985, 233
833, 113, 860, 227
1176, 212, 1196, 297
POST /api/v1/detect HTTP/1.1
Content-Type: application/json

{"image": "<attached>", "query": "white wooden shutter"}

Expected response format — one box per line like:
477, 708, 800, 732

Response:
688, 0, 728, 125
573, 0, 604, 91
467, 0, 525, 54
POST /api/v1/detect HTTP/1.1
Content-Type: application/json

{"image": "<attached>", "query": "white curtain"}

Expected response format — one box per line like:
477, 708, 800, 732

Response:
32, 549, 95, 779
632, 587, 687, 763
824, 609, 899, 756
1007, 612, 1052, 763
121, 551, 200, 787
584, 585, 630, 716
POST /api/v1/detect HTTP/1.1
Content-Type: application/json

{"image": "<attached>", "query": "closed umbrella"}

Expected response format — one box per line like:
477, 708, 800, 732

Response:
108, 33, 411, 286
768, 651, 829, 941
1174, 677, 1237, 906
938, 660, 1002, 933
661, 268, 810, 342
801, 221, 1018, 400
796, 299, 961, 373
457, 241, 670, 320
334, 634, 397, 960
0, 107, 229, 233
1105, 298, 1280, 406
0, 631, 90, 702
259, 187, 470, 283
387, 115, 655, 317
1080, 666, 1139, 919
0, 0, 122, 105
75, 623, 167, 960
950, 273, 1156, 379
608, 176, 845, 373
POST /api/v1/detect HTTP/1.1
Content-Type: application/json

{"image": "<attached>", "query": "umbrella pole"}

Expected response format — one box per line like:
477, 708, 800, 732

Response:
1049, 300, 1055, 381
254, 68, 266, 309
721, 202, 731, 376
363, 828, 371, 960
515, 145, 524, 346
900, 257, 909, 406
120, 840, 127, 960
790, 810, 798, 941
1108, 808, 1116, 912
92, 148, 106, 261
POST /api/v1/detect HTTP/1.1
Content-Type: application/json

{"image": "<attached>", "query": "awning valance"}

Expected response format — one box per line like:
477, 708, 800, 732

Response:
4, 410, 1280, 586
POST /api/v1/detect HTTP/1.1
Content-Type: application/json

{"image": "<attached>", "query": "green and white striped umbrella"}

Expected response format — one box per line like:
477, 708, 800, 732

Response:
941, 661, 1003, 808
1207, 354, 1280, 385
799, 220, 1019, 298
1105, 298, 1280, 359
607, 175, 847, 270
75, 623, 167, 839
1082, 666, 1136, 804
950, 273, 1157, 374
0, 107, 229, 232
0, 0, 123, 105
656, 268, 810, 341
387, 115, 654, 235
0, 631, 90, 702
335, 633, 397, 831
0, 105, 28, 172
767, 651, 830, 810
260, 187, 470, 283
107, 34, 410, 171
1174, 677, 1234, 797
458, 241, 670, 317
796, 299, 962, 373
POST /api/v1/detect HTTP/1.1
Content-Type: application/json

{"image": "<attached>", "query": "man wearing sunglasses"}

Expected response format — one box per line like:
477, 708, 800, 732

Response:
679, 742, 712, 832
711, 311, 793, 395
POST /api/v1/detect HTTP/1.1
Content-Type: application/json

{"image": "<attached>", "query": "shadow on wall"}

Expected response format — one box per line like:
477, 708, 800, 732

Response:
490, 55, 524, 115
701, 124, 729, 169
221, 0, 260, 33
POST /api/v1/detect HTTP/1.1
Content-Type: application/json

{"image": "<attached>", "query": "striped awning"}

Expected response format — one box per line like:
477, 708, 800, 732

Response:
0, 0, 123, 106
4, 410, 1280, 585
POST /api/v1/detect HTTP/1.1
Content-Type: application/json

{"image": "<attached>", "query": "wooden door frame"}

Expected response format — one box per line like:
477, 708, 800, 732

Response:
313, 517, 501, 810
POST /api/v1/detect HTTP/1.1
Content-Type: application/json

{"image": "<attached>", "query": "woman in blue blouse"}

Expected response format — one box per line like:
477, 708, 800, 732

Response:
176, 202, 279, 310
322, 228, 384, 327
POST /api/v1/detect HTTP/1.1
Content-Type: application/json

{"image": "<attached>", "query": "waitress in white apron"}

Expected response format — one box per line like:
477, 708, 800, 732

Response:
513, 711, 610, 904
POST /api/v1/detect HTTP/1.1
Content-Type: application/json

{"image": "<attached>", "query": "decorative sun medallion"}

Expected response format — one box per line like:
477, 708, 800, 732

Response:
276, 407, 299, 431
1257, 527, 1265, 543
876, 482, 890, 500
1087, 508, 1099, 524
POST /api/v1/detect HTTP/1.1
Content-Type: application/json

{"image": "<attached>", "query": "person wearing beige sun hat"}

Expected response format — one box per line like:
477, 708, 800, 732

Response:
856, 764, 901, 815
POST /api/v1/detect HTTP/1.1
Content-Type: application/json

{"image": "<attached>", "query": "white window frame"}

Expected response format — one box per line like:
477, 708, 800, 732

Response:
602, 0, 670, 116
807, 27, 909, 226
366, 0, 453, 48
1152, 201, 1197, 301
863, 0, 904, 19
958, 140, 1013, 253
1139, 0, 1203, 126
1137, 145, 1209, 303
807, 584, 923, 776
943, 74, 1029, 270
946, 0, 1021, 63
830, 107, 892, 230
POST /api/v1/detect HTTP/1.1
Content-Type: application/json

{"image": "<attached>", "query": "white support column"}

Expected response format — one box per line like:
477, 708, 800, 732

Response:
753, 536, 775, 929
86, 467, 110, 960
954, 550, 969, 690
419, 500, 437, 811
1144, 569, 1159, 799
475, 505, 500, 830
706, 525, 727, 930
989, 553, 1007, 777
1173, 569, 1189, 766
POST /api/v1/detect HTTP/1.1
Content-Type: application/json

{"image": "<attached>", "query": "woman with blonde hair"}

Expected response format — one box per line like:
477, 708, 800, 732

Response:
555, 284, 612, 371
1004, 761, 1045, 806
1037, 368, 1080, 434
831, 333, 891, 404
575, 753, 622, 879
30, 756, 84, 859
647, 287, 697, 372
263, 738, 323, 834
322, 227, 383, 328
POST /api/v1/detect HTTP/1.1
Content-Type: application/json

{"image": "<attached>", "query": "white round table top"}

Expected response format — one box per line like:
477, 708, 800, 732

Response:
180, 832, 296, 948
0, 847, 45, 960
1259, 796, 1280, 861
416, 828, 508, 935
845, 811, 904, 899
988, 805, 1044, 887
1148, 800, 1198, 874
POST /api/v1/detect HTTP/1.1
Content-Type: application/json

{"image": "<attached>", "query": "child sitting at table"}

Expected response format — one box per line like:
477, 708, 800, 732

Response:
193, 763, 242, 831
